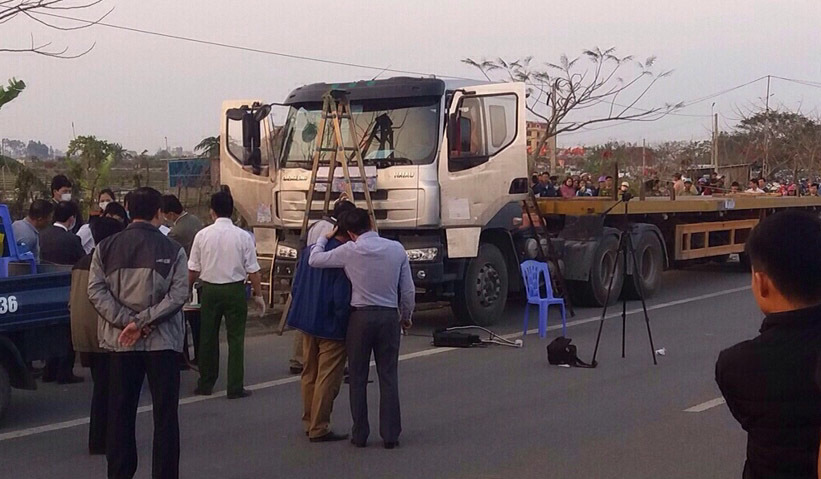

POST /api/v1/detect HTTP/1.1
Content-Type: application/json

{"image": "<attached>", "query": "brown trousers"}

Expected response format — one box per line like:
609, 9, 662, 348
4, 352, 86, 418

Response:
301, 334, 347, 438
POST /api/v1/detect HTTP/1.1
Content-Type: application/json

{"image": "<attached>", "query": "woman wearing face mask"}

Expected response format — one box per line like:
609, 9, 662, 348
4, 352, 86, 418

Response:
77, 189, 117, 254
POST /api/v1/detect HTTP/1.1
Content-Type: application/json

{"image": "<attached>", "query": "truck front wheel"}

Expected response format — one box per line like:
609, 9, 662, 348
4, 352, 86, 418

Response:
0, 364, 10, 422
452, 244, 509, 326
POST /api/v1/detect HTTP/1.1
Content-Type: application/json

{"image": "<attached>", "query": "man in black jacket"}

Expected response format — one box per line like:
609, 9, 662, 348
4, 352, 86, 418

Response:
715, 210, 821, 479
40, 201, 85, 266
40, 200, 86, 384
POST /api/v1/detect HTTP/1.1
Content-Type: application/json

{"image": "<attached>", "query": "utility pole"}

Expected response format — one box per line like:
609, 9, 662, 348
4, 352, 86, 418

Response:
550, 81, 558, 172
640, 139, 647, 200
712, 113, 719, 171
763, 75, 771, 178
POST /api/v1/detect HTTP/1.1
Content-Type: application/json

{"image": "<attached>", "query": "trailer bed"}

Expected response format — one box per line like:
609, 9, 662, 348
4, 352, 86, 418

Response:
537, 195, 821, 217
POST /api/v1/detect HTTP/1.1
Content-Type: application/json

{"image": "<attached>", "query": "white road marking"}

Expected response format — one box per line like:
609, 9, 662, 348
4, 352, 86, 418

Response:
0, 285, 749, 442
684, 397, 726, 413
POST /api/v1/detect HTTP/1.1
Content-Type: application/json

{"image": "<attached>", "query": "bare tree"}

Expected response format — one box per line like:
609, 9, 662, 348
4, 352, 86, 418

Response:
463, 48, 681, 171
0, 0, 112, 58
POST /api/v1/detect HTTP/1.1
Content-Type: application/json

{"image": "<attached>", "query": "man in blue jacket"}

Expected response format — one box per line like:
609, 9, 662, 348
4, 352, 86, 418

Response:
287, 219, 352, 443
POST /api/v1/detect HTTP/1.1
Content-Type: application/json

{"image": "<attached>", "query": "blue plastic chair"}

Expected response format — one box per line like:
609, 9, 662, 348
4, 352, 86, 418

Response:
0, 204, 37, 278
520, 260, 567, 338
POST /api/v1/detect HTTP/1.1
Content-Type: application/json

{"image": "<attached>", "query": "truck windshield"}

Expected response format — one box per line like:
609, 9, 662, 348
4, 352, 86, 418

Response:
279, 96, 440, 169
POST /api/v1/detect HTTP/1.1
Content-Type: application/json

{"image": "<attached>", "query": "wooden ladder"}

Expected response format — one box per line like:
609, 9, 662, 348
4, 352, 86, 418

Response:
276, 89, 379, 333
522, 190, 575, 317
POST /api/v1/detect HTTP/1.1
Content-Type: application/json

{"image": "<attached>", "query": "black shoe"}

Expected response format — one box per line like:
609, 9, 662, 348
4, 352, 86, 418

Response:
383, 441, 399, 450
310, 431, 349, 443
57, 375, 84, 385
289, 365, 303, 375
41, 375, 56, 383
350, 438, 367, 448
193, 386, 212, 396
227, 389, 252, 400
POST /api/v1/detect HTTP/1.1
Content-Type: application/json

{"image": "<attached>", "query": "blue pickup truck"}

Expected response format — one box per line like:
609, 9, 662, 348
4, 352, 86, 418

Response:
0, 205, 72, 421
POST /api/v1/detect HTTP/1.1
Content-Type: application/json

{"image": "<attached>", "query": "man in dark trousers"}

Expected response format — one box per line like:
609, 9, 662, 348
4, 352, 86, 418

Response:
287, 218, 352, 442
40, 200, 86, 384
88, 187, 189, 479
188, 191, 265, 399
69, 217, 124, 455
715, 210, 821, 479
309, 208, 415, 449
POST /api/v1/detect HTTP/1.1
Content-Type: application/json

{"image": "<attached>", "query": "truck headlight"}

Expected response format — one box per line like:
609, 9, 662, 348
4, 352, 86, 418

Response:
405, 247, 438, 262
276, 244, 298, 260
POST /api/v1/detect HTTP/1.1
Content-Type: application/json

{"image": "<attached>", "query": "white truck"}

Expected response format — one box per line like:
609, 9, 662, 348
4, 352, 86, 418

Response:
219, 76, 821, 326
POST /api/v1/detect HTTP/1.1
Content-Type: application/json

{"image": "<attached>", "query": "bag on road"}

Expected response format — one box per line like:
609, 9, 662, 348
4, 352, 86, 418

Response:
547, 336, 593, 368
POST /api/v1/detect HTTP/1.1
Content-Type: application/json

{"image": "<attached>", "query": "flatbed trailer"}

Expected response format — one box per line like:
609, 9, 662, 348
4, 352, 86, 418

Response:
533, 194, 821, 306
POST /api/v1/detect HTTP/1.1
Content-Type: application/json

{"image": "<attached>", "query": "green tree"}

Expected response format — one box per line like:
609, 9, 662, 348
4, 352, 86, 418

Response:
195, 136, 220, 159
11, 165, 48, 219
66, 135, 120, 205
0, 78, 25, 110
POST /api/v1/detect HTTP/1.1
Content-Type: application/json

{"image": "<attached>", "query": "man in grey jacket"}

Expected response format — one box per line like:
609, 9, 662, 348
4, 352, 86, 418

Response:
88, 187, 189, 479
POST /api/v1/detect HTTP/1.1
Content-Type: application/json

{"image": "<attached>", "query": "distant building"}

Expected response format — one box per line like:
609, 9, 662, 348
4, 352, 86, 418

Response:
526, 121, 557, 171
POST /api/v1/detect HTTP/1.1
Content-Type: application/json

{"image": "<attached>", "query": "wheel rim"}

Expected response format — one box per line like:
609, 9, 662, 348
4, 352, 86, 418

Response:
600, 250, 617, 286
475, 263, 502, 307
641, 247, 655, 279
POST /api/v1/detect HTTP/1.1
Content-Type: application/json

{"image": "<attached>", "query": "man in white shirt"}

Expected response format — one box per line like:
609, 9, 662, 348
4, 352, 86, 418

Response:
745, 179, 765, 194
188, 191, 265, 399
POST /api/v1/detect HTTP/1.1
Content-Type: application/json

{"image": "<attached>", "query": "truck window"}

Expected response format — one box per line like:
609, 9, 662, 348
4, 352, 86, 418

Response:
485, 95, 517, 153
226, 117, 245, 166
449, 93, 517, 172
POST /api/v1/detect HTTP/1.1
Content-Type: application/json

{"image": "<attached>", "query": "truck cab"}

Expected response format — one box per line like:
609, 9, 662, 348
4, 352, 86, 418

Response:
220, 77, 530, 325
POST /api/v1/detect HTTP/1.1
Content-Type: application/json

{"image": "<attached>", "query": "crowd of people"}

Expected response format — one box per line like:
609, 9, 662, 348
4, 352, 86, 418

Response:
531, 170, 821, 199
6, 174, 414, 478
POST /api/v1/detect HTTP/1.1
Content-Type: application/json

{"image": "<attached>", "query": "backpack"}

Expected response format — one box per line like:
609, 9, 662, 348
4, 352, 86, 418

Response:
546, 336, 594, 368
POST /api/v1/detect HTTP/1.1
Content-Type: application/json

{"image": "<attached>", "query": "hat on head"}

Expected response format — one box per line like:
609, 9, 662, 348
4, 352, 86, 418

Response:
684, 178, 693, 184
598, 176, 607, 182
621, 181, 630, 188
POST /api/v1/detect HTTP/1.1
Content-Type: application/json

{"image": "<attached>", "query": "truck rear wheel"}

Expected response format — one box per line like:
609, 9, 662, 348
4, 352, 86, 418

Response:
574, 235, 624, 307
0, 364, 10, 422
452, 244, 509, 326
623, 232, 663, 299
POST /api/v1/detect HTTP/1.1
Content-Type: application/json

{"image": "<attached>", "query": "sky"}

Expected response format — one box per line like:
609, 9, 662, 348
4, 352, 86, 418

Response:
2, 0, 821, 153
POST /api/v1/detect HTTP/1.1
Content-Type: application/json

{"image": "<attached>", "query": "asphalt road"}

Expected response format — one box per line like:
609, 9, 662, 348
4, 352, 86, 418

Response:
1, 262, 758, 478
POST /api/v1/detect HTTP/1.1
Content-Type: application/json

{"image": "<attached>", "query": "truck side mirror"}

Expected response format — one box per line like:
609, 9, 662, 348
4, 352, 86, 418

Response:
226, 108, 245, 121
448, 112, 473, 156
241, 111, 262, 174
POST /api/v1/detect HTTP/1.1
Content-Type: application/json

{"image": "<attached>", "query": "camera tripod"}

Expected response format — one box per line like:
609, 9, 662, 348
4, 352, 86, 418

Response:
590, 193, 658, 366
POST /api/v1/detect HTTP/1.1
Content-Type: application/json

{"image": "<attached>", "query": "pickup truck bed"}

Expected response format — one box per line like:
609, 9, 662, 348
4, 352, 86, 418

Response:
0, 264, 72, 421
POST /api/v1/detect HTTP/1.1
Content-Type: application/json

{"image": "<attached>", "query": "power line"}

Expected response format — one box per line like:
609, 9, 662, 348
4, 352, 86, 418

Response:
30, 10, 476, 80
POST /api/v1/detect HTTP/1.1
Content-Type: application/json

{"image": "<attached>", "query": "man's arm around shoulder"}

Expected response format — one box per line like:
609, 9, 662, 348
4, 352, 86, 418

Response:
308, 235, 351, 269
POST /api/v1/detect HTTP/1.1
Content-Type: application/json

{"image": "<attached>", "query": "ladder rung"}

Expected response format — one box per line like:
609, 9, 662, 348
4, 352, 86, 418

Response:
318, 147, 357, 152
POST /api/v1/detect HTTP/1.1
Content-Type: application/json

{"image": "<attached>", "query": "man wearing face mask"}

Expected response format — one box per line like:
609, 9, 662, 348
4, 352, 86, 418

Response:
50, 174, 83, 234
40, 201, 86, 384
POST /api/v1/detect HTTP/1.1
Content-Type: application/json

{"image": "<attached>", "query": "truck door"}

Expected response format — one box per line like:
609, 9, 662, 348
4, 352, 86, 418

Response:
438, 83, 528, 257
220, 100, 278, 227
